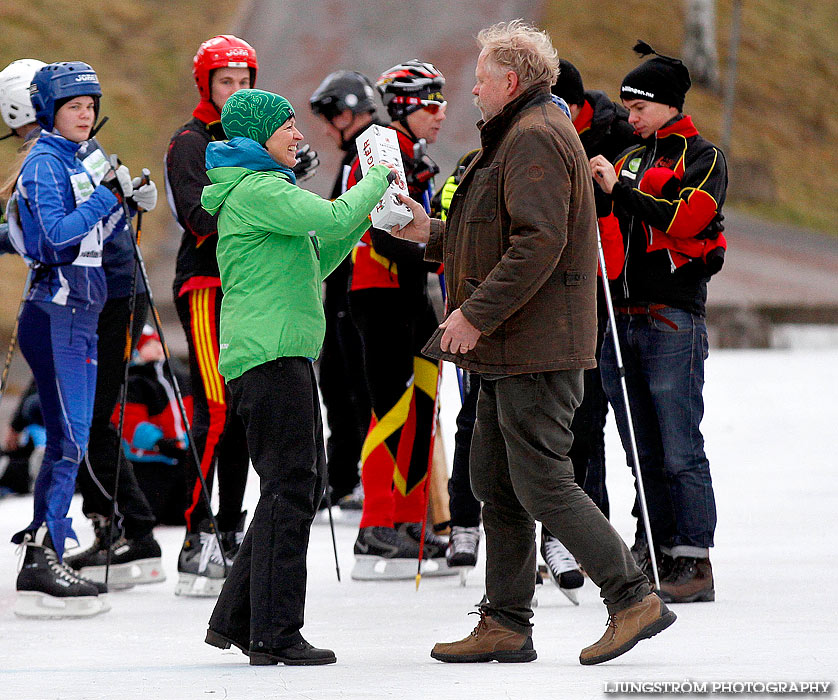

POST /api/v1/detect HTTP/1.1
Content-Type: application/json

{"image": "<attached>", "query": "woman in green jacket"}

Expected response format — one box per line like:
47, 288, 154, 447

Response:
199, 88, 396, 666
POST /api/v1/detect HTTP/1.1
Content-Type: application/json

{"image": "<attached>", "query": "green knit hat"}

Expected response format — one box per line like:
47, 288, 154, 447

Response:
221, 89, 295, 146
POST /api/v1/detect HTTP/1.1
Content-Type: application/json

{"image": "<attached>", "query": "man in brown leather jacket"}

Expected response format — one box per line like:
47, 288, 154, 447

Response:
392, 20, 675, 666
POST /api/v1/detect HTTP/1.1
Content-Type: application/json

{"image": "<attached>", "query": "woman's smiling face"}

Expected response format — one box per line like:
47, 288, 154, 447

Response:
265, 117, 303, 168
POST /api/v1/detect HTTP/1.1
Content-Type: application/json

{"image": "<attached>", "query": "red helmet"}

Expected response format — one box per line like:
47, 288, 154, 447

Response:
193, 35, 258, 101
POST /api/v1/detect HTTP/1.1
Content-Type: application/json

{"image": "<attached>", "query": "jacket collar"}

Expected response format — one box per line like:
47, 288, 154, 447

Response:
478, 83, 553, 148
656, 114, 698, 139
37, 130, 83, 158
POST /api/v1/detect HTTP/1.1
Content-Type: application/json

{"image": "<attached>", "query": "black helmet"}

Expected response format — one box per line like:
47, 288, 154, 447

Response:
310, 70, 376, 121
376, 59, 445, 120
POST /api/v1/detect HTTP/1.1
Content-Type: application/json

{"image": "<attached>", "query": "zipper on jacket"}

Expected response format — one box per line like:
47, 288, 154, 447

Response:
308, 232, 320, 260
623, 138, 657, 299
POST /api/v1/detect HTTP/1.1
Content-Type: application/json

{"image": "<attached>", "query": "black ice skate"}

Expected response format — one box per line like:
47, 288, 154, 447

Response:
15, 527, 108, 619
219, 511, 247, 561
397, 522, 458, 578
64, 515, 165, 589
351, 526, 421, 581
540, 531, 584, 605
175, 519, 231, 597
446, 526, 481, 586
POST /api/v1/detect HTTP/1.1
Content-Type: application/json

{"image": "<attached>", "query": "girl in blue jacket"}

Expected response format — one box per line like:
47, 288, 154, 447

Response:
5, 61, 133, 618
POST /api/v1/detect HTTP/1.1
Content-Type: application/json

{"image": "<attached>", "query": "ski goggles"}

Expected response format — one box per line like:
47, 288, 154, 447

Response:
390, 95, 447, 114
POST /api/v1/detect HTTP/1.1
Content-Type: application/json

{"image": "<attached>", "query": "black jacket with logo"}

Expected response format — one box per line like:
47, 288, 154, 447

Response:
603, 115, 728, 316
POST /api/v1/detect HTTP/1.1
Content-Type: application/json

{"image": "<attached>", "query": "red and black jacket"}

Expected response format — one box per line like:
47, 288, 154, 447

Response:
600, 115, 728, 316
165, 110, 227, 298
346, 128, 437, 300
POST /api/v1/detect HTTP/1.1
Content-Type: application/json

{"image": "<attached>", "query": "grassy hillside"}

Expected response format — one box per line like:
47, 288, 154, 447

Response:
0, 0, 241, 336
1, 0, 835, 341
542, 0, 838, 233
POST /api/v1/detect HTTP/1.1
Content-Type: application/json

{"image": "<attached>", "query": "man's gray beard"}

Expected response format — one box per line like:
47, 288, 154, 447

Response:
473, 95, 494, 121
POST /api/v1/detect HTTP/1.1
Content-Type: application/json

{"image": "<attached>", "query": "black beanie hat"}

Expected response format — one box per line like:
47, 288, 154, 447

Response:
620, 40, 691, 110
552, 59, 585, 107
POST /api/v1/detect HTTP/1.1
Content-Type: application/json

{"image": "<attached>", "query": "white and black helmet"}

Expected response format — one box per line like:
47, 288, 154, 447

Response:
310, 70, 377, 121
0, 58, 47, 131
376, 60, 445, 120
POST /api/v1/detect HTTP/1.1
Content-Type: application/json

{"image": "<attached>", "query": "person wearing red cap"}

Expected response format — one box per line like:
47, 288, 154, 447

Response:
590, 40, 728, 604
165, 35, 258, 598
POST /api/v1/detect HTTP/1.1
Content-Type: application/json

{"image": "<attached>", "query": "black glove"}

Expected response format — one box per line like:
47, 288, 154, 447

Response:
293, 144, 319, 182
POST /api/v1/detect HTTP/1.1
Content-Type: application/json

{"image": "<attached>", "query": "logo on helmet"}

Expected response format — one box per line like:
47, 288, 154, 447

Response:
225, 48, 249, 58
74, 75, 98, 82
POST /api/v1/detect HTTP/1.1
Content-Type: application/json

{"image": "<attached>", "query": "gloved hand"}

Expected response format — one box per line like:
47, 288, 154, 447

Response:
129, 176, 158, 212
292, 144, 319, 182
102, 163, 133, 203
132, 422, 164, 451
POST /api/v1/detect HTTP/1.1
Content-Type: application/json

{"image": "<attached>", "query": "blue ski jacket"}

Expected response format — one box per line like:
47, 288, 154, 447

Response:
10, 131, 120, 311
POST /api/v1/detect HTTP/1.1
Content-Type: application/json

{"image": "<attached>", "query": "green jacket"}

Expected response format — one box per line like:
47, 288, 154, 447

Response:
202, 160, 391, 381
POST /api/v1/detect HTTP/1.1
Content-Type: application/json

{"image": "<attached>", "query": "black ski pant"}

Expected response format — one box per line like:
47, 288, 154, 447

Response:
175, 288, 249, 532
317, 258, 370, 501
448, 371, 482, 528
210, 357, 326, 650
76, 293, 157, 540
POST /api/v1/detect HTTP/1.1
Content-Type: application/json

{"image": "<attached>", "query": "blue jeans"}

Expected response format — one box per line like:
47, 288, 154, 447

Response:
13, 301, 99, 559
600, 306, 716, 555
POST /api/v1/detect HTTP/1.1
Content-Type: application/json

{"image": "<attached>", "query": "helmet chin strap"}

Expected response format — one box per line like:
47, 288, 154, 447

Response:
397, 117, 419, 143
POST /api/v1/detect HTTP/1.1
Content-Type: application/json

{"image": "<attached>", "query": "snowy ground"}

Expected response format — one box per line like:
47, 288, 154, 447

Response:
1, 348, 836, 700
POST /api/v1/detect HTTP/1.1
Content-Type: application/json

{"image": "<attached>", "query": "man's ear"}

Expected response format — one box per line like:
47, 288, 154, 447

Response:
506, 70, 520, 96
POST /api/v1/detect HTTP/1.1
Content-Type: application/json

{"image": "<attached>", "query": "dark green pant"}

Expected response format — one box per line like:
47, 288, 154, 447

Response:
471, 370, 650, 635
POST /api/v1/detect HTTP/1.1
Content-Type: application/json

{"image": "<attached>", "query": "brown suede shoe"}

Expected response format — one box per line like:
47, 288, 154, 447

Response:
431, 612, 536, 663
659, 557, 715, 603
579, 593, 676, 665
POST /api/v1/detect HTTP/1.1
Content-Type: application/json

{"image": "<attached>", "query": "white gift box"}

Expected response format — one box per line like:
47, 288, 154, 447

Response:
355, 124, 414, 231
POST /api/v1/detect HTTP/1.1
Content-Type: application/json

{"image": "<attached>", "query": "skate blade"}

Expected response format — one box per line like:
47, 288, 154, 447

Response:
560, 587, 581, 605
14, 591, 107, 618
454, 566, 475, 587
78, 563, 138, 590
419, 558, 460, 578
174, 572, 225, 597
546, 567, 583, 605
80, 559, 165, 588
313, 507, 362, 527
126, 558, 166, 585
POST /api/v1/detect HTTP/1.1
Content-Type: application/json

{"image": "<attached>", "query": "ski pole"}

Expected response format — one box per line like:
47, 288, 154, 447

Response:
0, 269, 33, 410
596, 225, 661, 590
105, 168, 149, 584
107, 156, 229, 574
322, 480, 340, 582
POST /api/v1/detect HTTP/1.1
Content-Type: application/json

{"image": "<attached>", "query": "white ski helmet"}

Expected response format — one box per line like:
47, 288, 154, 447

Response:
0, 59, 47, 130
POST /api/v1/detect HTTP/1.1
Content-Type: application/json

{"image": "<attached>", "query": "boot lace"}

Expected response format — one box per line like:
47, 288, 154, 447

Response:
449, 526, 480, 556
198, 531, 231, 574
541, 534, 579, 575
468, 610, 489, 638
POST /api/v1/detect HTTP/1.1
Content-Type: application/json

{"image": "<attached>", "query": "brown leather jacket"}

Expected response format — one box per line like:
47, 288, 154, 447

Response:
423, 84, 597, 374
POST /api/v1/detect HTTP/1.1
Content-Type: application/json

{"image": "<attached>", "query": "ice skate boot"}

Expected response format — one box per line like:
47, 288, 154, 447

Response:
446, 526, 481, 586
540, 531, 584, 605
65, 516, 165, 588
175, 520, 230, 597
396, 522, 457, 578
351, 526, 421, 580
14, 527, 107, 618
337, 482, 364, 511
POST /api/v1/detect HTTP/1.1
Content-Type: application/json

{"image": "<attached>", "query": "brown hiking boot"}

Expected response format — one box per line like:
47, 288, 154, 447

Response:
579, 593, 676, 665
659, 557, 715, 603
431, 611, 536, 663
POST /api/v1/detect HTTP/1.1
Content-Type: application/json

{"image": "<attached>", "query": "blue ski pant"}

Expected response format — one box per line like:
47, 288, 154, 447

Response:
13, 300, 99, 559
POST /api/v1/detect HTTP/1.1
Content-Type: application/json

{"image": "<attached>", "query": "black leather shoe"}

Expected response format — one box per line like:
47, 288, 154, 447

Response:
249, 639, 336, 666
205, 628, 248, 655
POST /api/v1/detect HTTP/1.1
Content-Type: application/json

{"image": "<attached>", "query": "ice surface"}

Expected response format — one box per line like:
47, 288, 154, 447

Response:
1, 349, 836, 699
